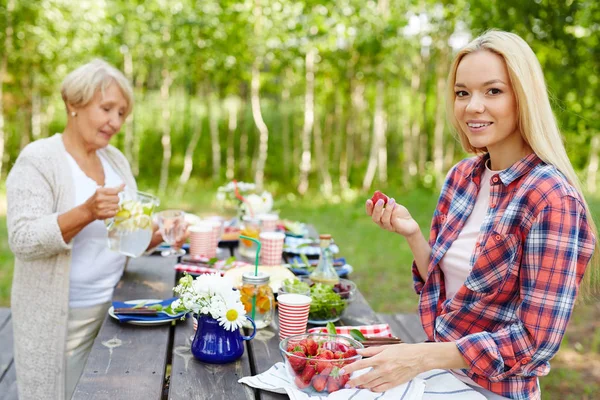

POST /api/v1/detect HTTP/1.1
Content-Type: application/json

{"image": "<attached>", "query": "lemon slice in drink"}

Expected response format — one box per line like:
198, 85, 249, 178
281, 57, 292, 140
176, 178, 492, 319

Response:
114, 209, 131, 222
135, 214, 152, 230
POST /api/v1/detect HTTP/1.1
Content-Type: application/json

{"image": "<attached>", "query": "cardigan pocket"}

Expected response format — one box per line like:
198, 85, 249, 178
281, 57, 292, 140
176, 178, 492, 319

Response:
464, 231, 520, 294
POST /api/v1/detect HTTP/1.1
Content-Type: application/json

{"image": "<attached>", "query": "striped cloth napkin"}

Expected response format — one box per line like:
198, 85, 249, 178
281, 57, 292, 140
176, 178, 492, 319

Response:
239, 364, 486, 400
174, 260, 253, 276
307, 324, 392, 338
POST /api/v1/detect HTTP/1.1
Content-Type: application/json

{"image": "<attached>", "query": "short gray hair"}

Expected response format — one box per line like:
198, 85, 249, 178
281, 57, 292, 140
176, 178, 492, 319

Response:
61, 59, 134, 116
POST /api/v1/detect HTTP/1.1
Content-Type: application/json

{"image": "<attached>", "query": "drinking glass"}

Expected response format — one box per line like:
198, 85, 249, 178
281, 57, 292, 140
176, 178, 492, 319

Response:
156, 210, 187, 257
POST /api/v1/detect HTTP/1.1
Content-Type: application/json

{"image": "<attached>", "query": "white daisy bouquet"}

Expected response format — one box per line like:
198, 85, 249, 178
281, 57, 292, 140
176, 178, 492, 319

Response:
215, 180, 273, 218
171, 273, 246, 331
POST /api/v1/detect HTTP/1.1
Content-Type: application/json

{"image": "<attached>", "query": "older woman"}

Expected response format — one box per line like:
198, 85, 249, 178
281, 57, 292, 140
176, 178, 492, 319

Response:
7, 59, 166, 400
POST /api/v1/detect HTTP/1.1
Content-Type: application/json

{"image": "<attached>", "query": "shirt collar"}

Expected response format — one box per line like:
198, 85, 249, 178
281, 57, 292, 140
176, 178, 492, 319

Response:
470, 152, 542, 186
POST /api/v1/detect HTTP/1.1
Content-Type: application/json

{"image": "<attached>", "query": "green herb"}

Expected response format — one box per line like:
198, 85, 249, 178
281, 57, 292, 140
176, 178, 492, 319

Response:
349, 329, 366, 342
281, 278, 311, 294
326, 322, 337, 335
148, 304, 163, 311
309, 283, 346, 321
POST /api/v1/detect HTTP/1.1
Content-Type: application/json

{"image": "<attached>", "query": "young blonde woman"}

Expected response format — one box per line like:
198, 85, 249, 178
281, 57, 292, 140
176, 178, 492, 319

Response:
343, 30, 598, 400
7, 60, 169, 400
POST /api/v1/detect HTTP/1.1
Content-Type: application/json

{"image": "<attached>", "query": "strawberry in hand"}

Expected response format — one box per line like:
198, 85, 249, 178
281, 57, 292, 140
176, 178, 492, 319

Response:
370, 190, 389, 206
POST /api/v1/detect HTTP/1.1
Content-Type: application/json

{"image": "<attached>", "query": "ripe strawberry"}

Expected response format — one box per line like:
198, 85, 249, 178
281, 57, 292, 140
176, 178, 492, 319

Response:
333, 351, 345, 359
311, 374, 328, 392
316, 349, 334, 360
315, 359, 332, 374
342, 347, 357, 358
370, 190, 389, 206
287, 342, 308, 355
301, 338, 319, 356
287, 351, 306, 373
300, 364, 316, 383
294, 376, 310, 389
326, 367, 347, 393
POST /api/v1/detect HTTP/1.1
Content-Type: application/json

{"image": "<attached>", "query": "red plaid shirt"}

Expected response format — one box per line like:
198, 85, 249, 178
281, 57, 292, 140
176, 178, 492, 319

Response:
413, 153, 596, 400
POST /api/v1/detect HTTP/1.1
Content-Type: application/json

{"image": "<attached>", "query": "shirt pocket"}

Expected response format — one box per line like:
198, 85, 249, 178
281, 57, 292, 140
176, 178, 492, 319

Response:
464, 231, 520, 294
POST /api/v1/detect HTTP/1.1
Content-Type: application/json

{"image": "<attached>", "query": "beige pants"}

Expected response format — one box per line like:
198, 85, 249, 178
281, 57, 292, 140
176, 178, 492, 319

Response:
65, 302, 110, 400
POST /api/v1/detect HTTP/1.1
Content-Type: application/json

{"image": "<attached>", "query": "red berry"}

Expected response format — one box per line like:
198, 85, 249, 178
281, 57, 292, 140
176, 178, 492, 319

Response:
301, 364, 316, 383
343, 347, 357, 358
294, 376, 310, 389
333, 351, 345, 359
326, 367, 347, 393
315, 360, 332, 374
370, 190, 389, 206
312, 375, 328, 392
287, 351, 306, 373
301, 338, 319, 356
317, 349, 334, 360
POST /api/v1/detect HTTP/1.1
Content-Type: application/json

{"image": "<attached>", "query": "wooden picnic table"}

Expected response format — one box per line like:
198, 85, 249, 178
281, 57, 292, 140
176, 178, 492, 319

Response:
0, 234, 426, 399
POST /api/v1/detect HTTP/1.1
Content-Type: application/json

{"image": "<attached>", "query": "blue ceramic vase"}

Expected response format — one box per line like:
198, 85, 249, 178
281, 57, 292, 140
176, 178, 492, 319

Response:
191, 314, 256, 364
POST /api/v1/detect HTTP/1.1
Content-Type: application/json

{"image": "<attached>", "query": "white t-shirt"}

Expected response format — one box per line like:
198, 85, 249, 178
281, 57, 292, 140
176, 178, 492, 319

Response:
440, 161, 512, 400
66, 152, 127, 308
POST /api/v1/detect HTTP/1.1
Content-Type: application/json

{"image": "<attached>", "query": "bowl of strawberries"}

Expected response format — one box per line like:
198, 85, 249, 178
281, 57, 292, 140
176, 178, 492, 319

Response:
279, 333, 363, 394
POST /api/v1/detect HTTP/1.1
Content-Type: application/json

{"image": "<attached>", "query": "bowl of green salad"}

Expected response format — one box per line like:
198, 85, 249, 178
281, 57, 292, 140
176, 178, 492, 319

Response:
278, 278, 356, 324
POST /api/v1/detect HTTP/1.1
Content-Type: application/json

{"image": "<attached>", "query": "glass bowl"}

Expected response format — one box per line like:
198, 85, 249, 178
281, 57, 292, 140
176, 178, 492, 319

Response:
279, 333, 363, 394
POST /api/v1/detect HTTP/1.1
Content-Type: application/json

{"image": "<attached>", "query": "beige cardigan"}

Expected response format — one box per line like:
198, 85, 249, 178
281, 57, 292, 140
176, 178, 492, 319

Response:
7, 134, 137, 400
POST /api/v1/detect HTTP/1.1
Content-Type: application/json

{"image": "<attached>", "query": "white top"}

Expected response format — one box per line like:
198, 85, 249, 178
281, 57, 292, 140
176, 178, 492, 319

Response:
66, 152, 127, 308
440, 160, 511, 399
440, 164, 495, 299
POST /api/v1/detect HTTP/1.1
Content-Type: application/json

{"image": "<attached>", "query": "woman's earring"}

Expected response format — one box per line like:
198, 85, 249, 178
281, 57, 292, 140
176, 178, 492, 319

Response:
71, 111, 77, 117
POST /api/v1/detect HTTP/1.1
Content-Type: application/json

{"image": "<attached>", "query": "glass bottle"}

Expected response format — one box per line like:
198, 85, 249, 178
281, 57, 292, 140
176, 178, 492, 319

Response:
309, 234, 339, 285
239, 216, 261, 258
240, 271, 274, 329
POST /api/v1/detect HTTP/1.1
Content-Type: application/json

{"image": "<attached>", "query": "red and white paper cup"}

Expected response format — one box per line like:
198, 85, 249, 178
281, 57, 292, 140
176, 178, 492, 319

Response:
207, 219, 223, 258
259, 231, 285, 266
189, 223, 213, 258
258, 213, 279, 232
277, 294, 312, 340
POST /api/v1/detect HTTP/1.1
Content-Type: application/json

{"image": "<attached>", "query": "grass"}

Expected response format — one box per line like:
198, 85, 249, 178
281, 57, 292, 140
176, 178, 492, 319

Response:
0, 184, 599, 398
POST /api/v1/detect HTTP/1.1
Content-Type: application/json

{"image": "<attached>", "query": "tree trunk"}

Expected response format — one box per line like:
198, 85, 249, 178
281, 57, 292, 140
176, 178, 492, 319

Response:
251, 60, 269, 191
298, 48, 316, 195
340, 80, 357, 191
586, 134, 600, 193
406, 52, 425, 184
158, 69, 173, 195
123, 47, 134, 164
207, 87, 221, 182
332, 88, 344, 184
132, 74, 145, 177
432, 48, 448, 186
281, 70, 291, 181
362, 79, 387, 191
176, 88, 204, 198
31, 76, 42, 140
251, 0, 269, 191
42, 100, 55, 138
225, 96, 240, 180
0, 0, 13, 179
314, 113, 332, 197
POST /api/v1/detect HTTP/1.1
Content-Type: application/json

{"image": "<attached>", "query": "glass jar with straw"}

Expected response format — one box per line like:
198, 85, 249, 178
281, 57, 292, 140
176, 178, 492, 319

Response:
239, 235, 275, 329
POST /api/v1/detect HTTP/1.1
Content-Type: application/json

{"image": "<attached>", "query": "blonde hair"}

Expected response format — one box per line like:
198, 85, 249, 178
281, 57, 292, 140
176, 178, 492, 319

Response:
446, 30, 600, 299
61, 59, 134, 116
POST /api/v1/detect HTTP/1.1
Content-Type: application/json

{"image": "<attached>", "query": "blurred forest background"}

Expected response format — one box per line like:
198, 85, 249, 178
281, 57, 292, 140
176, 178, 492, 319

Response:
0, 0, 599, 398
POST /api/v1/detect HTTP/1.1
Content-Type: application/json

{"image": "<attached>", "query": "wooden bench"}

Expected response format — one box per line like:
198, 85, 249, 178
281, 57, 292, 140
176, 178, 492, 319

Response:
377, 312, 428, 344
0, 308, 17, 399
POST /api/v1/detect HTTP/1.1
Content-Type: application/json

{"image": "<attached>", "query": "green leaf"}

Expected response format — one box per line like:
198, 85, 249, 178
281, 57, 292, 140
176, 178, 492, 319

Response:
299, 253, 311, 267
349, 329, 366, 342
326, 321, 337, 335
208, 257, 219, 266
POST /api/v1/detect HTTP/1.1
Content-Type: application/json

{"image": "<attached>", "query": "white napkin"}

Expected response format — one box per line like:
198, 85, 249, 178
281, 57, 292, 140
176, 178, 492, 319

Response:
239, 363, 486, 400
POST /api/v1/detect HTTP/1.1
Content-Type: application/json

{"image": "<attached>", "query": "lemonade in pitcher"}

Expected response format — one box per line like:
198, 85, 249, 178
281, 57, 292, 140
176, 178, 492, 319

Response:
107, 191, 159, 257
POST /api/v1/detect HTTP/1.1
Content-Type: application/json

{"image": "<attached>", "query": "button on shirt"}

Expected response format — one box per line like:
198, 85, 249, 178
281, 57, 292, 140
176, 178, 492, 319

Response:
413, 153, 596, 400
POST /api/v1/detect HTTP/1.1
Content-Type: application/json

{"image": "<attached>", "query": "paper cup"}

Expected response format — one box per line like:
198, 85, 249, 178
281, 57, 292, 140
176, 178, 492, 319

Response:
189, 223, 213, 257
258, 213, 279, 232
259, 231, 285, 266
277, 294, 311, 340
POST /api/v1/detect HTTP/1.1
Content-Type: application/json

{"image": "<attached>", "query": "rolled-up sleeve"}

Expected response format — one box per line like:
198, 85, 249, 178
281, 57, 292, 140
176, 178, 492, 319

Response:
455, 195, 596, 381
7, 152, 72, 261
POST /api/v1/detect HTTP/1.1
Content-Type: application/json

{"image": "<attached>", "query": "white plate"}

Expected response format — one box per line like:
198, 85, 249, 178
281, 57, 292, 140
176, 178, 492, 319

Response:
108, 298, 184, 326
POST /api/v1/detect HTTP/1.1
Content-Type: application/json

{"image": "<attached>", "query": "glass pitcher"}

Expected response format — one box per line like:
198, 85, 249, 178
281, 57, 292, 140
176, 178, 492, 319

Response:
106, 190, 160, 257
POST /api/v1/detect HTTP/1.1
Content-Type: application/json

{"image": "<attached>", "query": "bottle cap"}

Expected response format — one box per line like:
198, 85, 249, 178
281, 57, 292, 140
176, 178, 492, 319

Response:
242, 271, 270, 284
